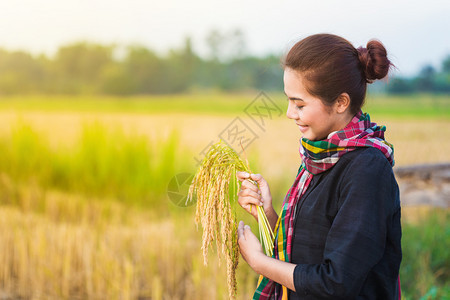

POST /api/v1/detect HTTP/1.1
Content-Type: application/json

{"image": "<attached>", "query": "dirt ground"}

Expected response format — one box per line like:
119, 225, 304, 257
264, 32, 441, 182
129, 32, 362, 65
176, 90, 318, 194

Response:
395, 163, 450, 207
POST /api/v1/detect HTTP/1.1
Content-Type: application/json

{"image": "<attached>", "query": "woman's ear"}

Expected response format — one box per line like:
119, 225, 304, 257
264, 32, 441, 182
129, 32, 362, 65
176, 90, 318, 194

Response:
335, 93, 351, 114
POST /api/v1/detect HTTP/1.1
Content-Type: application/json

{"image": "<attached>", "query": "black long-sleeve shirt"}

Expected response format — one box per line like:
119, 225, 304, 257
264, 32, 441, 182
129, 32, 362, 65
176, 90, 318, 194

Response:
288, 147, 402, 299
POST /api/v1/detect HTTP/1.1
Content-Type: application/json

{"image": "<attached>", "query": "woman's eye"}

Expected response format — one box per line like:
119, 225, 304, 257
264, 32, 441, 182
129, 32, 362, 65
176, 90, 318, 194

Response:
286, 98, 303, 110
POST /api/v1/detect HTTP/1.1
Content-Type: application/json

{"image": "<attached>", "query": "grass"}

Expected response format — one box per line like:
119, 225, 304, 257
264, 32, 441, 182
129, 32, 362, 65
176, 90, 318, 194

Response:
400, 206, 450, 299
0, 120, 195, 210
0, 93, 448, 119
0, 93, 257, 116
364, 93, 450, 120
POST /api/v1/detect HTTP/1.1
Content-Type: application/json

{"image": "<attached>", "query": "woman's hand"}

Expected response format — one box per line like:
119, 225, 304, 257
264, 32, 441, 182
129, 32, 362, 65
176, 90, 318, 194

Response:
236, 171, 278, 230
237, 221, 266, 270
236, 171, 273, 219
238, 221, 296, 291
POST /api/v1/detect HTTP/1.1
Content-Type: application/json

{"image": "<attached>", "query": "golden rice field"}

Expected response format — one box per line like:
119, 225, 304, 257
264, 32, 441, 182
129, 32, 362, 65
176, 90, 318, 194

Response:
0, 93, 449, 299
0, 174, 257, 300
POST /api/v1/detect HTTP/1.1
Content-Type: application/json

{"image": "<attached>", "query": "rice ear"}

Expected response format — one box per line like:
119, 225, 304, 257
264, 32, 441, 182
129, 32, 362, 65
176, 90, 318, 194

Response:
187, 139, 274, 300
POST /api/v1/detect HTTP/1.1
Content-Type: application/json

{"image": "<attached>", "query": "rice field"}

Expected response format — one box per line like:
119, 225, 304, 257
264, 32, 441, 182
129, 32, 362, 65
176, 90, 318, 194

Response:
0, 93, 449, 299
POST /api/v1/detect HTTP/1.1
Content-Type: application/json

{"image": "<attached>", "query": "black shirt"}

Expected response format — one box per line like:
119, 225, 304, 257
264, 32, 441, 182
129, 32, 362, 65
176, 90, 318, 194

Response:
288, 147, 402, 299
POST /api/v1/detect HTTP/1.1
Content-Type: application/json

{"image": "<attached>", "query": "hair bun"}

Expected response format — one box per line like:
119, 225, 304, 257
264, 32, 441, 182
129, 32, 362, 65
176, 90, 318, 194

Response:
357, 40, 392, 82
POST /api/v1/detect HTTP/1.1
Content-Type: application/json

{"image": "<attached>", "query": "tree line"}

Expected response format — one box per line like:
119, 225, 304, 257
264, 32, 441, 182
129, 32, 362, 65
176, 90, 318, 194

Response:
0, 29, 284, 95
387, 57, 450, 94
0, 31, 448, 95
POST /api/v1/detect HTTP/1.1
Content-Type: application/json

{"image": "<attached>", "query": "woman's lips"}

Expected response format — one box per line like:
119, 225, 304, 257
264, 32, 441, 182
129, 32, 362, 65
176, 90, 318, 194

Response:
296, 123, 308, 133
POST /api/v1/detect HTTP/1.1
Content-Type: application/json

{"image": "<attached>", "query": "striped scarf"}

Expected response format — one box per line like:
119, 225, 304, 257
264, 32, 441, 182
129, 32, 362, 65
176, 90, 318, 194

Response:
253, 110, 395, 300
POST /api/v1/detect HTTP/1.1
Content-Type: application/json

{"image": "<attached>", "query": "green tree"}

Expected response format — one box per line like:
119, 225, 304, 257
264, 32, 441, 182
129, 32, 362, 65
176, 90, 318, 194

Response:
205, 29, 223, 62
0, 50, 45, 94
442, 55, 450, 74
124, 45, 164, 93
387, 77, 415, 94
53, 42, 114, 93
416, 65, 436, 92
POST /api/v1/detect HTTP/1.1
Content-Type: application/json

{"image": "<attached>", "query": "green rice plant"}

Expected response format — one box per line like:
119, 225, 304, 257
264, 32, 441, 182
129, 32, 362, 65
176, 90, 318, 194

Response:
400, 207, 450, 299
0, 120, 193, 209
187, 139, 274, 299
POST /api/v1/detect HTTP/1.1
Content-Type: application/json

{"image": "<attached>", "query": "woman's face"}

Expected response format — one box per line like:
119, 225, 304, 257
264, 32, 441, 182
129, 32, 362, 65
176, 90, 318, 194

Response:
283, 68, 348, 141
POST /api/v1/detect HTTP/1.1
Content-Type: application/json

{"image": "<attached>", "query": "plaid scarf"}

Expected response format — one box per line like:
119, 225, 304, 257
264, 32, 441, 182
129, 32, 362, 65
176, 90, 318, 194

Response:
253, 110, 395, 300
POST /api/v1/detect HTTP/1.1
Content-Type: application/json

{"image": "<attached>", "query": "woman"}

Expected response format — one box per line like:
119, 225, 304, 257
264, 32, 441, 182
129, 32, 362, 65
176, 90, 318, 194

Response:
236, 33, 402, 299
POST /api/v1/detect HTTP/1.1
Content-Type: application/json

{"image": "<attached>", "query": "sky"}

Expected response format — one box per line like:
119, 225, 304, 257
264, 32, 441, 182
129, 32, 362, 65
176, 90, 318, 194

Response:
0, 0, 449, 76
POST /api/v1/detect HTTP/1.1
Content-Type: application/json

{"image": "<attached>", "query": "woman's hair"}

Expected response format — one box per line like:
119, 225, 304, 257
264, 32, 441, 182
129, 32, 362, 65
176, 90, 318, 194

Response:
281, 33, 393, 114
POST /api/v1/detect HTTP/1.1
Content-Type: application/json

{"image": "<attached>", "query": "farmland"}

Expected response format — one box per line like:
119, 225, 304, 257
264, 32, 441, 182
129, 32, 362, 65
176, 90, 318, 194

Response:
0, 93, 449, 299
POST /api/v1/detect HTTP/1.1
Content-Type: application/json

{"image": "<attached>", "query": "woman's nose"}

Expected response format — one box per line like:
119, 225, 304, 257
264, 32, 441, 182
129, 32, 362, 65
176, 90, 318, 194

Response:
286, 101, 297, 120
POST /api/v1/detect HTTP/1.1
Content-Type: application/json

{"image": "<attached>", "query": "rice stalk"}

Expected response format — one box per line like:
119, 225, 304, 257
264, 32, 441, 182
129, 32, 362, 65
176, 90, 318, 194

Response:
187, 139, 274, 299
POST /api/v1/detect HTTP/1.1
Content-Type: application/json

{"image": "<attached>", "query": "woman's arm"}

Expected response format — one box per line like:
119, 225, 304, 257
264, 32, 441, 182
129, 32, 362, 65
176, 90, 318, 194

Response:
237, 221, 295, 291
